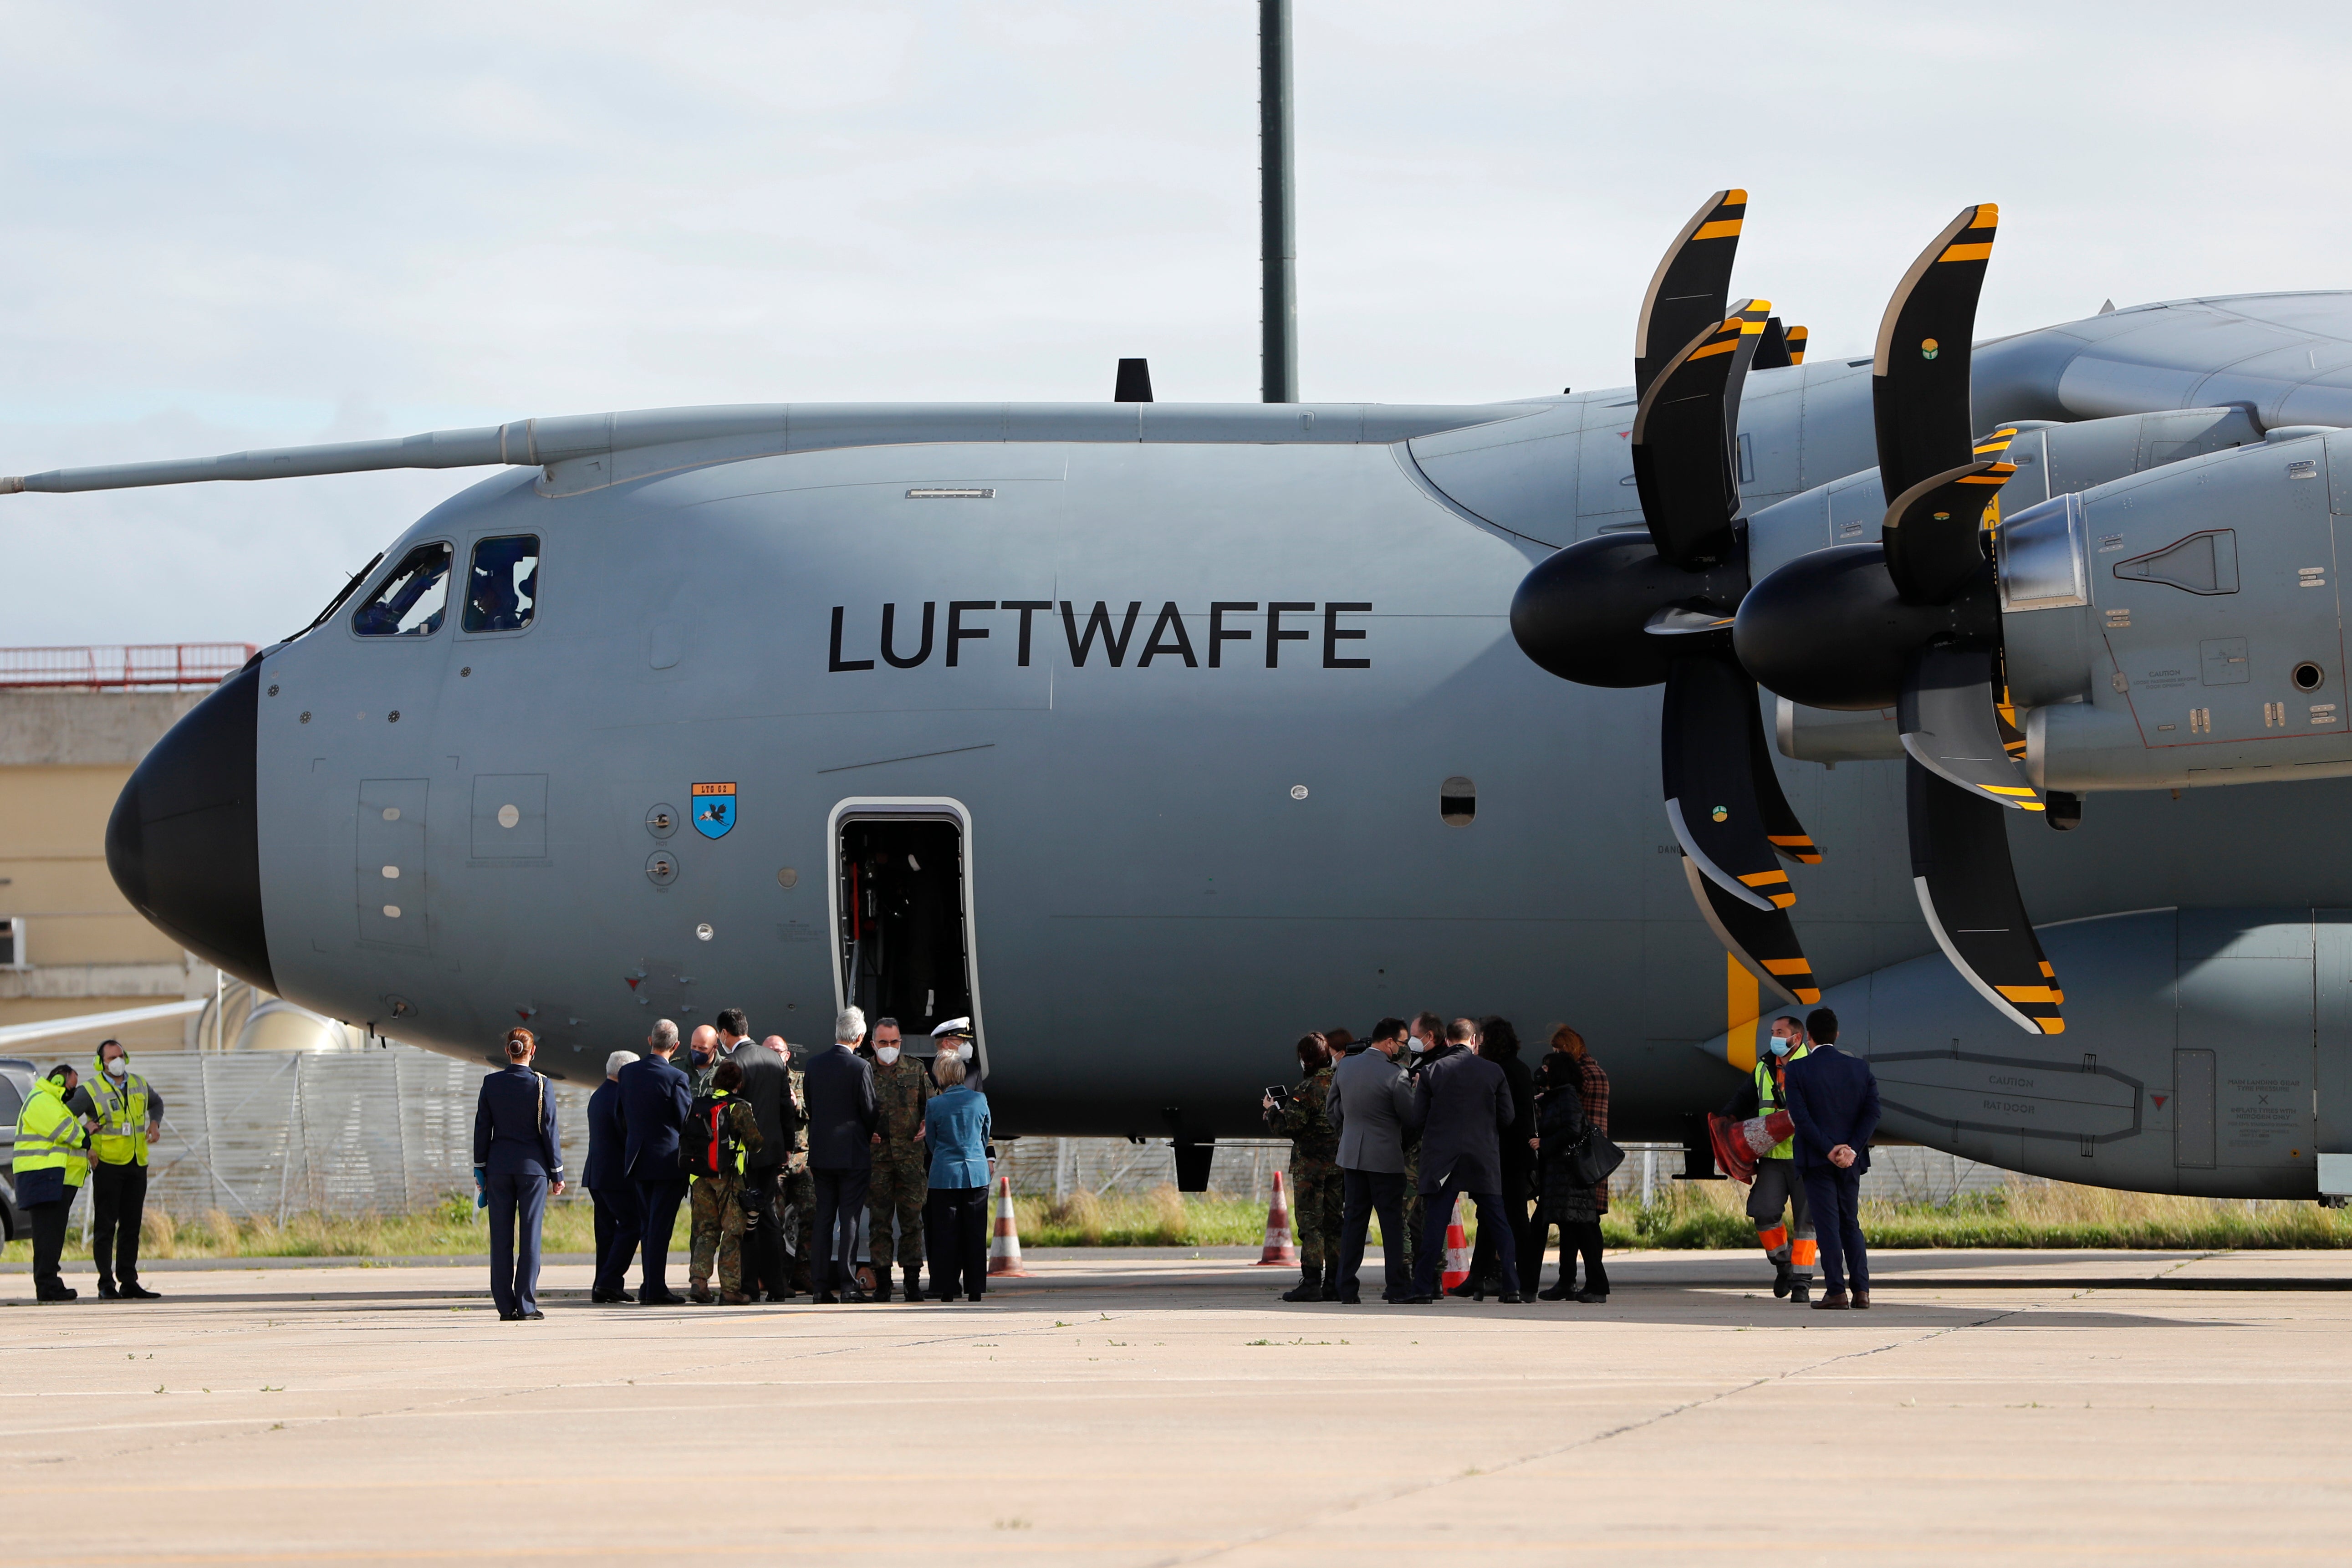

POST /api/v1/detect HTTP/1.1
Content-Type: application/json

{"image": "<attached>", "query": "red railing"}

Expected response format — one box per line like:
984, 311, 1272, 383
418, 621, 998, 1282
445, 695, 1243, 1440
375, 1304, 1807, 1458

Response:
0, 644, 258, 690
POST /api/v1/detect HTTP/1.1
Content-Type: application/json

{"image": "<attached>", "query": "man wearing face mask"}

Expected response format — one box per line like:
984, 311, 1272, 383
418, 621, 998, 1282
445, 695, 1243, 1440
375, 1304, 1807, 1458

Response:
864, 1017, 933, 1302
1720, 1015, 1816, 1304
1394, 1011, 1443, 1280
66, 1039, 164, 1301
684, 1024, 723, 1098
929, 1018, 981, 1094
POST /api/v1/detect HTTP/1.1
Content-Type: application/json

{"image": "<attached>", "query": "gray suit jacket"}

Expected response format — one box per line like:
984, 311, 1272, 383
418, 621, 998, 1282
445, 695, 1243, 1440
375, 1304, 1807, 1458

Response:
1409, 1045, 1513, 1195
1327, 1048, 1416, 1174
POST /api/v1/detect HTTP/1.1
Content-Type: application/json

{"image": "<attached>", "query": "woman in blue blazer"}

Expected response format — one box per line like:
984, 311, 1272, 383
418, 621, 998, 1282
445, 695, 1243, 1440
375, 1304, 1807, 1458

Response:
923, 1052, 992, 1302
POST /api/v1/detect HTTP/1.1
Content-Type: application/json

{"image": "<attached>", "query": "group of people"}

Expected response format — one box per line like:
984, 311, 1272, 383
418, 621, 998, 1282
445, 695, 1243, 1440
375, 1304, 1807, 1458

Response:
1261, 1005, 1884, 1309
1262, 1013, 1612, 1305
10, 1039, 165, 1303
470, 1004, 992, 1319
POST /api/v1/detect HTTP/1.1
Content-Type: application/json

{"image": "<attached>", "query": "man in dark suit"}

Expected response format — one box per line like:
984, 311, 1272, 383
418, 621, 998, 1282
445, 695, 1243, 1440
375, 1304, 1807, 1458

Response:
1407, 1016, 1523, 1303
617, 1019, 693, 1306
473, 1027, 565, 1321
1327, 1016, 1418, 1304
804, 1006, 880, 1303
728, 1023, 797, 1302
584, 1049, 640, 1303
1781, 1006, 1883, 1311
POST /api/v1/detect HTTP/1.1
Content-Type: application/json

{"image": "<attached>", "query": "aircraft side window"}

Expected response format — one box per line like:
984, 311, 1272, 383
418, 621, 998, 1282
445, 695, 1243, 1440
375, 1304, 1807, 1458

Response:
463, 535, 539, 633
351, 542, 454, 638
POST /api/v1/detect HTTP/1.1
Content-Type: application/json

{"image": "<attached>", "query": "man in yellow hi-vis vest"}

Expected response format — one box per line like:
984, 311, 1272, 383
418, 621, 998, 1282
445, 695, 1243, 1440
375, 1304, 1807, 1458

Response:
1726, 1016, 1817, 1305
13, 1063, 93, 1302
65, 1038, 164, 1300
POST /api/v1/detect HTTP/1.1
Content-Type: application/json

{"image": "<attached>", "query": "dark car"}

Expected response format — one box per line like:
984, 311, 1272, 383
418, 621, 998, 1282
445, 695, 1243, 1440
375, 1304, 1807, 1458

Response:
0, 1057, 37, 1242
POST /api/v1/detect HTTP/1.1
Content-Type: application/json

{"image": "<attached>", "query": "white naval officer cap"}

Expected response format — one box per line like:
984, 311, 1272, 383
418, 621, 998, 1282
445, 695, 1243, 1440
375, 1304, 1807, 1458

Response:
930, 1016, 974, 1038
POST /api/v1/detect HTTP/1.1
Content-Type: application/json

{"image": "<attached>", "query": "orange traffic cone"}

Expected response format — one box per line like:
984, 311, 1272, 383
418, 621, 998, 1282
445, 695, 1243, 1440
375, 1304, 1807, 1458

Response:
987, 1175, 1032, 1277
1439, 1194, 1472, 1293
1256, 1170, 1299, 1265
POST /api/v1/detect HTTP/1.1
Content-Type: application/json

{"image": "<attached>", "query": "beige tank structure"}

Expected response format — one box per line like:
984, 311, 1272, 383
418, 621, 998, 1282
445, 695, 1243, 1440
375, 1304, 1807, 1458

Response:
0, 645, 254, 1054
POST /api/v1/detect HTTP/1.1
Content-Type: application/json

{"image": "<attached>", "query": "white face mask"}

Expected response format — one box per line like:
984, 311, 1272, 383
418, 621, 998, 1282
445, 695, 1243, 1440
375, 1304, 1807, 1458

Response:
875, 1047, 900, 1065
956, 1043, 975, 1061
106, 1056, 128, 1077
1407, 1039, 1427, 1054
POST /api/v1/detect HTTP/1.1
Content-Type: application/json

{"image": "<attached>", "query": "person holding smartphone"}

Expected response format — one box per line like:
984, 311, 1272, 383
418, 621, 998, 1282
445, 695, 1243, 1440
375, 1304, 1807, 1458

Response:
1261, 1032, 1340, 1302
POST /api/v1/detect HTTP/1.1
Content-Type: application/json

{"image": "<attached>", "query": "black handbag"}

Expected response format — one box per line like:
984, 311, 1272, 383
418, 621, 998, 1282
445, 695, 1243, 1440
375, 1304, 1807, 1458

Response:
1564, 1126, 1626, 1188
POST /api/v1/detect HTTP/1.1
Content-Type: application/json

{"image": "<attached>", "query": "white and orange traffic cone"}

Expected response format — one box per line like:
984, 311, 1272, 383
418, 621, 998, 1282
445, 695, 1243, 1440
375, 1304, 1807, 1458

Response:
1439, 1194, 1472, 1294
1256, 1170, 1299, 1266
987, 1174, 1032, 1277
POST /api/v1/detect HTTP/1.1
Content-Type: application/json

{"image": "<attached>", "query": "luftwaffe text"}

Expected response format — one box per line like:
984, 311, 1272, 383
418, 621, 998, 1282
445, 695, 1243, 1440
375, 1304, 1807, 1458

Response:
827, 601, 1373, 672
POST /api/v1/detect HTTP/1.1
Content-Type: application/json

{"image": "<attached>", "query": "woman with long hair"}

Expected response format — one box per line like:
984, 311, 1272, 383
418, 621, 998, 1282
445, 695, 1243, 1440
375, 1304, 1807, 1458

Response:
1459, 1016, 1539, 1297
1535, 1025, 1609, 1302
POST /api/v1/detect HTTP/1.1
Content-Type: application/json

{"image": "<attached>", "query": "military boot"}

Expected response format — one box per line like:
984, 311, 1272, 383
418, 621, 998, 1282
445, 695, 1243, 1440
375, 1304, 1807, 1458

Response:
1281, 1266, 1321, 1302
1772, 1260, 1794, 1299
871, 1273, 893, 1303
903, 1268, 925, 1303
1319, 1260, 1340, 1301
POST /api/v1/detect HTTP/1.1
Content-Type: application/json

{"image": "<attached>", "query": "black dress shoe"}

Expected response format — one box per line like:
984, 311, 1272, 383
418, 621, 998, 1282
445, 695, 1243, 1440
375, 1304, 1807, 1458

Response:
499, 1312, 522, 1321
933, 1289, 960, 1302
1537, 1280, 1574, 1302
1398, 1293, 1436, 1304
1444, 1282, 1480, 1299
639, 1289, 687, 1306
36, 1286, 79, 1303
97, 1282, 121, 1301
814, 1290, 841, 1304
845, 1286, 874, 1304
119, 1282, 162, 1300
1573, 1291, 1608, 1304
1497, 1292, 1525, 1304
1337, 1293, 1362, 1305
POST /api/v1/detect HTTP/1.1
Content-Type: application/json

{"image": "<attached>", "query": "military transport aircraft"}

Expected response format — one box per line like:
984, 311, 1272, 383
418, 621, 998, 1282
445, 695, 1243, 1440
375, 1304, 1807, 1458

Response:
12, 192, 2352, 1201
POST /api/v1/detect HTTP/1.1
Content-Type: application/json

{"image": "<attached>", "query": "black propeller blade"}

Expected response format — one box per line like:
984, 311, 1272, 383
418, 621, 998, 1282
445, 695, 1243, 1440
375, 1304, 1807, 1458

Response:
1873, 203, 1999, 502
1633, 189, 1745, 399
1881, 429, 2017, 605
1682, 858, 1821, 1009
1631, 303, 1768, 570
1662, 655, 1796, 911
1907, 759, 2064, 1034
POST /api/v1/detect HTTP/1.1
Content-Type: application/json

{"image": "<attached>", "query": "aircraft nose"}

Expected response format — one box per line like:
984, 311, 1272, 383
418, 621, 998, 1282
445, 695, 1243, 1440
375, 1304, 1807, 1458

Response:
106, 661, 276, 992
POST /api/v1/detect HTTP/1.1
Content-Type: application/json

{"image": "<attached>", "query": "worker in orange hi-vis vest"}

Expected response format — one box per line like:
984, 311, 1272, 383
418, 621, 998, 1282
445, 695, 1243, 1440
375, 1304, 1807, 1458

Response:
1721, 1015, 1817, 1305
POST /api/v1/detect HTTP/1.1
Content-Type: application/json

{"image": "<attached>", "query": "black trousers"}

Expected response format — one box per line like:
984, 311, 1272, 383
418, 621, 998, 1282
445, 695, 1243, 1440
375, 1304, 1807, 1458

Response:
1416, 1181, 1520, 1298
90, 1161, 149, 1287
1801, 1165, 1868, 1292
27, 1198, 72, 1295
1337, 1168, 1407, 1300
486, 1172, 547, 1317
1553, 1217, 1608, 1295
634, 1176, 689, 1297
590, 1184, 642, 1296
811, 1167, 871, 1292
1467, 1165, 1539, 1291
924, 1185, 988, 1299
738, 1165, 787, 1298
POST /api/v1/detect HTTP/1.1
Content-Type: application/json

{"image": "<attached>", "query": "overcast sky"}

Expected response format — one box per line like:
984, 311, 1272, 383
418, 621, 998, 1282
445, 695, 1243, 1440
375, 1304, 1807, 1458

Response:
6, 0, 2351, 645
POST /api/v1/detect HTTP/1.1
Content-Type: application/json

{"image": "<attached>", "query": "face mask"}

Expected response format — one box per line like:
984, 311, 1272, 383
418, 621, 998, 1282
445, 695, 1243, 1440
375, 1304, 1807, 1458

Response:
1407, 1040, 1427, 1054
1765, 1036, 1792, 1058
691, 1048, 713, 1066
107, 1056, 128, 1077
875, 1047, 900, 1065
956, 1043, 974, 1062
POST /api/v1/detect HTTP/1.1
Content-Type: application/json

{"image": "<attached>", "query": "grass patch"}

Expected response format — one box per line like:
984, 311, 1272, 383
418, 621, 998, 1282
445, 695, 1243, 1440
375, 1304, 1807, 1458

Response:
1592, 1176, 2352, 1251
11, 1176, 2349, 1262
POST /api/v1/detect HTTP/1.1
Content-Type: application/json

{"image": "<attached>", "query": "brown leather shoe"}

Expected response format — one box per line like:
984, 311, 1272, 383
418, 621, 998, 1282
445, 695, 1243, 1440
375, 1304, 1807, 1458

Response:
1811, 1290, 1851, 1310
1852, 1289, 1871, 1309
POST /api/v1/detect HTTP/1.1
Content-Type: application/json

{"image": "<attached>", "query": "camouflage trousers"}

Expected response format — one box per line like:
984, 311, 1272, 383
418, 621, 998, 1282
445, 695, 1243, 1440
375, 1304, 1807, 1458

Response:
781, 1167, 816, 1290
867, 1149, 927, 1273
1292, 1159, 1345, 1273
689, 1173, 750, 1300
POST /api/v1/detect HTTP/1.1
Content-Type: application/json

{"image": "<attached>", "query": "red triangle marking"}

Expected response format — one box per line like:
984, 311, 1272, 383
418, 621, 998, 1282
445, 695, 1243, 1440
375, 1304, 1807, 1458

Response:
2151, 1094, 2168, 1109
625, 976, 641, 991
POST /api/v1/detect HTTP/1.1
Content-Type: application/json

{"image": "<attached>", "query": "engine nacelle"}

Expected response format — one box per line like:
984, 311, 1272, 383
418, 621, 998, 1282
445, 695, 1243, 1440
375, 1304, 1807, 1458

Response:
2002, 429, 2352, 792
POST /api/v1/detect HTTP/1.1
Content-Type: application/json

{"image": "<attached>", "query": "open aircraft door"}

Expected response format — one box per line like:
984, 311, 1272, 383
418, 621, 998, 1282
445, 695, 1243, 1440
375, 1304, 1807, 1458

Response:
2315, 912, 2352, 1199
828, 797, 983, 1071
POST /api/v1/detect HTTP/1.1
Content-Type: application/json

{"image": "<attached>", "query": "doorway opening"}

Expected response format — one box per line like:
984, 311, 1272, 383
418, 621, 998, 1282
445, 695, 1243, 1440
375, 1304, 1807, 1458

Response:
833, 806, 976, 1050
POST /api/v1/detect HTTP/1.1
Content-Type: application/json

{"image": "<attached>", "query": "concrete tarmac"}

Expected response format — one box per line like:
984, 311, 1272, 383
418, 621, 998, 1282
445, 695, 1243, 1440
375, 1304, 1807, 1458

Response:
4, 1246, 2350, 1564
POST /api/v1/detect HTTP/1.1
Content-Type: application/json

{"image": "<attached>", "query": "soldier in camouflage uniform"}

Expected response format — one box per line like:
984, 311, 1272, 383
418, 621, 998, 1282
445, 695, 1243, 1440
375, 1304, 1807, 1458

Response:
780, 1055, 816, 1294
1263, 1032, 1340, 1302
861, 1018, 933, 1302
1395, 1011, 1447, 1278
686, 1058, 764, 1304
684, 1024, 721, 1097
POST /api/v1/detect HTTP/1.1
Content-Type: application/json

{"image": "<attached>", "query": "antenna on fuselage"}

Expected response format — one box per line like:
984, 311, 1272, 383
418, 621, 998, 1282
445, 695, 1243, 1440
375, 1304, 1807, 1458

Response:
1260, 0, 1296, 403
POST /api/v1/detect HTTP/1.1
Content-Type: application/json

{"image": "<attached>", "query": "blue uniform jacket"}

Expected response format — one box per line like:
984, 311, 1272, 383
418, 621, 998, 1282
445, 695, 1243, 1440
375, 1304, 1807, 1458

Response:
925, 1086, 991, 1189
616, 1054, 692, 1180
473, 1065, 561, 1180
1781, 1044, 1883, 1174
583, 1078, 628, 1190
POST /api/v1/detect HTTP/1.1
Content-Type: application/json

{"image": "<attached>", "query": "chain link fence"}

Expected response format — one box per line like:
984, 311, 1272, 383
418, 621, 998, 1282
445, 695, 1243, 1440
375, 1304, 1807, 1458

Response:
64, 1045, 2018, 1226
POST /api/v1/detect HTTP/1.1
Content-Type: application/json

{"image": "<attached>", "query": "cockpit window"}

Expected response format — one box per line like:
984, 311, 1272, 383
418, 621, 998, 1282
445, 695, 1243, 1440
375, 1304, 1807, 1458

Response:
351, 542, 453, 638
463, 535, 539, 633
